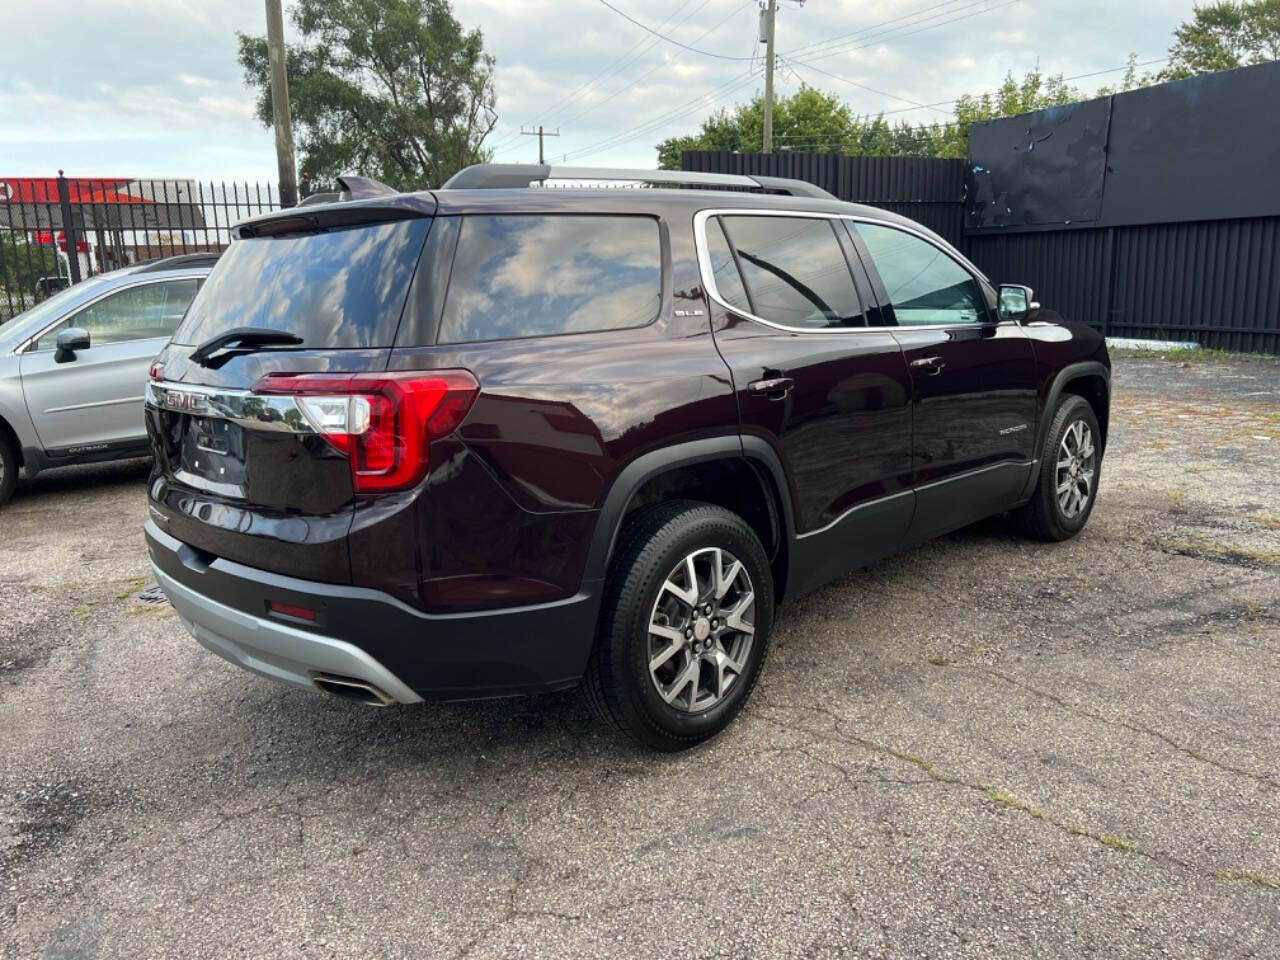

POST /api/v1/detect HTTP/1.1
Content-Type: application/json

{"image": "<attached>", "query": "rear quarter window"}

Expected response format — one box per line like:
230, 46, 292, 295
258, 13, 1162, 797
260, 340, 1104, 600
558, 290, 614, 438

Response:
173, 218, 431, 348
437, 215, 662, 344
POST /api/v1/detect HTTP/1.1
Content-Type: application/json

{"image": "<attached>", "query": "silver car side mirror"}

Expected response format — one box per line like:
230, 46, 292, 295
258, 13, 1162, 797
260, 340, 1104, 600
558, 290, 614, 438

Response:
55, 326, 91, 363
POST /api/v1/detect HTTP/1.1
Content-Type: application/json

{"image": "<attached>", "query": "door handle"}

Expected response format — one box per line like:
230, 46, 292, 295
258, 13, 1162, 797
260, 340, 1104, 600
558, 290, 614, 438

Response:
747, 376, 795, 399
909, 355, 945, 375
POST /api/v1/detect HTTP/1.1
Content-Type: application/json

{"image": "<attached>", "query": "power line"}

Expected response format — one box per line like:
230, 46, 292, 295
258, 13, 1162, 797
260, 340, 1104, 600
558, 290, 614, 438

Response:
559, 68, 763, 162
492, 0, 753, 160
488, 0, 706, 154
559, 0, 1003, 165
764, 54, 1173, 147
780, 0, 975, 60
559, 69, 760, 162
554, 0, 754, 132
871, 55, 1172, 116
780, 57, 943, 111
593, 0, 756, 60
782, 0, 1001, 62
783, 0, 1023, 70
540, 0, 715, 130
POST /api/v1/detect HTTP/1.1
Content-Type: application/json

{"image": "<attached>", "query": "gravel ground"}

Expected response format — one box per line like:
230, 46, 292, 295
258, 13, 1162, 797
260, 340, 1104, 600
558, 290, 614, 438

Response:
2, 355, 1278, 959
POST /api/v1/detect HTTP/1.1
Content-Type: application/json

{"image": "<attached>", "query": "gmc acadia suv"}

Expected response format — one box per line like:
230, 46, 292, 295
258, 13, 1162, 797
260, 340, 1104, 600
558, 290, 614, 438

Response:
144, 165, 1109, 751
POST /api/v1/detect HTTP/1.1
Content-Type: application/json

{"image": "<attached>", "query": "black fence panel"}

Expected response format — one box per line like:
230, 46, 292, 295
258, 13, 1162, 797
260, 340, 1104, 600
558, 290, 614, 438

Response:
965, 227, 1113, 334
681, 150, 967, 247
1, 175, 280, 324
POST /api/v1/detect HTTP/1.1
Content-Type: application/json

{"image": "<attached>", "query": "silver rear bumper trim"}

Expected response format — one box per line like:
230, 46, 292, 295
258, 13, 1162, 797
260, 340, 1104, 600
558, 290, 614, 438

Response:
153, 563, 423, 704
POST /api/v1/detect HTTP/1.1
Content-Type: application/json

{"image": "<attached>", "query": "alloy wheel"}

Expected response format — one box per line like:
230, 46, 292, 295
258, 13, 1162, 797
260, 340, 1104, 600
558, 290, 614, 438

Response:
647, 546, 755, 713
1055, 419, 1097, 519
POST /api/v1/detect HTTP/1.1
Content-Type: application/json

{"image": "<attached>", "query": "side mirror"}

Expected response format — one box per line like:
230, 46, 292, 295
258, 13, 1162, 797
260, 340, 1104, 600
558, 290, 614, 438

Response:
998, 284, 1039, 322
55, 327, 91, 363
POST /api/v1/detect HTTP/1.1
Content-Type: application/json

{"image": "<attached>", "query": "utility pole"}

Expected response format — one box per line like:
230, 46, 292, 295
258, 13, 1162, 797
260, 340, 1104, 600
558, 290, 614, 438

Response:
521, 125, 560, 165
265, 0, 298, 207
762, 0, 777, 154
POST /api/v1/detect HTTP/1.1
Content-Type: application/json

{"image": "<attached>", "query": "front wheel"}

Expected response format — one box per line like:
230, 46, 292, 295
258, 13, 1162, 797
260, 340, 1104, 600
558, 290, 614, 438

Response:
1014, 394, 1102, 541
583, 501, 774, 751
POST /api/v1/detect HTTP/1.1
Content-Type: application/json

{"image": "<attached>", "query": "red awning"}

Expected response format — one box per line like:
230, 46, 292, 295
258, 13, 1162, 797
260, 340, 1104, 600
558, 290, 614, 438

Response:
0, 178, 146, 205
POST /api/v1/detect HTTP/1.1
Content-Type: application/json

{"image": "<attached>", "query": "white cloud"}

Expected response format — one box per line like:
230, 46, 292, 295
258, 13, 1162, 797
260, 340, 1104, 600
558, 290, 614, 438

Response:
0, 0, 1201, 179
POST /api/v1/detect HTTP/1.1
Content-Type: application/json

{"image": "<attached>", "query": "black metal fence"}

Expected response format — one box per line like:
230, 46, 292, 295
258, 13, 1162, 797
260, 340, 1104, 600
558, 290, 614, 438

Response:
682, 151, 967, 249
0, 174, 281, 323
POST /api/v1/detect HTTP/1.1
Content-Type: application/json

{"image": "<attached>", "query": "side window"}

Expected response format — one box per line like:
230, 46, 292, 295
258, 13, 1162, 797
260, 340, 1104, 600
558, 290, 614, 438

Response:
719, 216, 865, 329
437, 215, 662, 344
853, 223, 986, 327
35, 278, 200, 351
705, 217, 751, 314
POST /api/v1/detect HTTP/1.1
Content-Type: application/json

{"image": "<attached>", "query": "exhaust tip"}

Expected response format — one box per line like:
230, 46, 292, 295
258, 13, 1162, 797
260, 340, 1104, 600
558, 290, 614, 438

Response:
312, 673, 396, 707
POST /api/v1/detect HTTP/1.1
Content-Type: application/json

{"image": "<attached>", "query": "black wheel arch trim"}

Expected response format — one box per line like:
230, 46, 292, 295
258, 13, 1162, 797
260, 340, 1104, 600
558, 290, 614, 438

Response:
584, 435, 798, 586
1023, 361, 1111, 501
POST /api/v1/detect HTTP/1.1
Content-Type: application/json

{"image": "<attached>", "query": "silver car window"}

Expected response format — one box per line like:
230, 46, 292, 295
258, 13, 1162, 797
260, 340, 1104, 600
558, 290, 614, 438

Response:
33, 279, 200, 351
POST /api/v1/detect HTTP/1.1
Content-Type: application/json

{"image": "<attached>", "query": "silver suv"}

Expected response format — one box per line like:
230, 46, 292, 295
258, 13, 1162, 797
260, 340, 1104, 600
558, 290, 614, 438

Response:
0, 254, 214, 505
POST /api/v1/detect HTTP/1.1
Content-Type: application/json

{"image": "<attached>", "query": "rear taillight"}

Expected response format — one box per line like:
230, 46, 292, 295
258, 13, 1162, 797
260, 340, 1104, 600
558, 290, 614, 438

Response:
253, 370, 479, 493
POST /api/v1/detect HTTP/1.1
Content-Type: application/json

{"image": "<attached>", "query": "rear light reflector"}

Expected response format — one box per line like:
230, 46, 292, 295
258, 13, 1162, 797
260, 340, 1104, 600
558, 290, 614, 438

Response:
268, 600, 317, 622
252, 370, 479, 493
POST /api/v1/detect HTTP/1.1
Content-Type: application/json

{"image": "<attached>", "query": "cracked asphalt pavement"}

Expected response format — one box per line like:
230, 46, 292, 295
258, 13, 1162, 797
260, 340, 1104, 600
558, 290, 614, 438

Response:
2, 355, 1278, 959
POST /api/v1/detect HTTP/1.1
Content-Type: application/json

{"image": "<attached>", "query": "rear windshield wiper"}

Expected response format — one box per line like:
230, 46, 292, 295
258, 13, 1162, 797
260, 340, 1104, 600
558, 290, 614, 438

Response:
190, 327, 304, 367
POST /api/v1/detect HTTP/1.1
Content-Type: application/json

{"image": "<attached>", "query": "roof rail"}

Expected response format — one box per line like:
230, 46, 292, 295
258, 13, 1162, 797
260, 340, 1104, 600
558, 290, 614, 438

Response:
132, 252, 221, 274
441, 163, 836, 200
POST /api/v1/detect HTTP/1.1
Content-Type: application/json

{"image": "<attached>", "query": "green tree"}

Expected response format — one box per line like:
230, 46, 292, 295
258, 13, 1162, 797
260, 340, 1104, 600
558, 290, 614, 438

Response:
947, 67, 1086, 154
656, 68, 1098, 166
656, 87, 954, 167
1160, 0, 1280, 80
237, 0, 498, 191
0, 235, 60, 316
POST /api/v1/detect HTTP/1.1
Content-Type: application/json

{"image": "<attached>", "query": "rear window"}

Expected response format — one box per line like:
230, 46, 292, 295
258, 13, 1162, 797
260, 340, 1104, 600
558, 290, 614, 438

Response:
172, 218, 431, 348
437, 215, 661, 344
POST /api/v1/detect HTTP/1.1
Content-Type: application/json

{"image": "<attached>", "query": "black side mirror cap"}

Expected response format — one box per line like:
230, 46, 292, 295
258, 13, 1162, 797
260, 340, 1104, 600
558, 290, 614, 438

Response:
998, 284, 1039, 322
54, 326, 90, 363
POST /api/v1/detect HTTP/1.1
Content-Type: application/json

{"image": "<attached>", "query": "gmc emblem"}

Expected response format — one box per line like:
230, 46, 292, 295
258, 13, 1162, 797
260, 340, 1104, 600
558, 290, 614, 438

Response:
165, 390, 205, 413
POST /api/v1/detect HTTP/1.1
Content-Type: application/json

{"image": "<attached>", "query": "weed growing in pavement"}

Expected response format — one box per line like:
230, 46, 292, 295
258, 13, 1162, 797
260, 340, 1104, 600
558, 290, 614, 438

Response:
1215, 870, 1280, 889
1099, 833, 1140, 853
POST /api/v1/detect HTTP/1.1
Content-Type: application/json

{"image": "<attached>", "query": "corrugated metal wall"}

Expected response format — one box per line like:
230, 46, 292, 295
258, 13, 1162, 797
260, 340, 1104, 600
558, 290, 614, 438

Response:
681, 151, 966, 248
682, 150, 1280, 354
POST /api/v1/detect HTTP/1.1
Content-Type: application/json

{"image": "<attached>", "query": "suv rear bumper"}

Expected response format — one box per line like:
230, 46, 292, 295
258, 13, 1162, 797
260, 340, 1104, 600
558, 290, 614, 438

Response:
146, 521, 602, 702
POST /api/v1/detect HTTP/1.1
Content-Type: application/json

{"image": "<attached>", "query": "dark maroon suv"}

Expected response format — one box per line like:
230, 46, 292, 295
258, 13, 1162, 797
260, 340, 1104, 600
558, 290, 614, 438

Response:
144, 164, 1109, 750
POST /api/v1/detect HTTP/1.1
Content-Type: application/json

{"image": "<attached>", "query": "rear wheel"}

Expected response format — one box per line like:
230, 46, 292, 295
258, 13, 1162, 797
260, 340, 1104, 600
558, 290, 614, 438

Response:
1014, 394, 1101, 541
583, 501, 774, 751
0, 433, 17, 508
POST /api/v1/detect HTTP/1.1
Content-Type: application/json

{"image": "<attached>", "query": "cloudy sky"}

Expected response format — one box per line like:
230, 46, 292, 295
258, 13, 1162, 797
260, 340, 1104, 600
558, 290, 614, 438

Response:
0, 0, 1197, 184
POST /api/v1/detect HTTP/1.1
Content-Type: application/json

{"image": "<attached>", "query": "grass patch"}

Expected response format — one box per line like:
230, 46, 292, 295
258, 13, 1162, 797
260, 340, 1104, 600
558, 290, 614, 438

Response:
988, 788, 1048, 821
928, 656, 952, 667
1250, 513, 1280, 531
1160, 537, 1280, 568
1238, 597, 1264, 617
1099, 833, 1140, 853
114, 576, 150, 600
1109, 346, 1235, 363
1166, 487, 1189, 503
1215, 870, 1280, 889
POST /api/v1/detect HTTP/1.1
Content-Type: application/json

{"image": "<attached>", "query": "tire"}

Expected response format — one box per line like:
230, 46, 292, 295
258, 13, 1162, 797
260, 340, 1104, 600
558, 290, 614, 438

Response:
1014, 394, 1102, 541
583, 500, 774, 751
0, 433, 17, 508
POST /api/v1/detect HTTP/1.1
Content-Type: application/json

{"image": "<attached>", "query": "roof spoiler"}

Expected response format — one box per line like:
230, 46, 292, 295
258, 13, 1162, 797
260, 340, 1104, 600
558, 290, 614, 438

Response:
335, 174, 399, 201
441, 163, 837, 200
